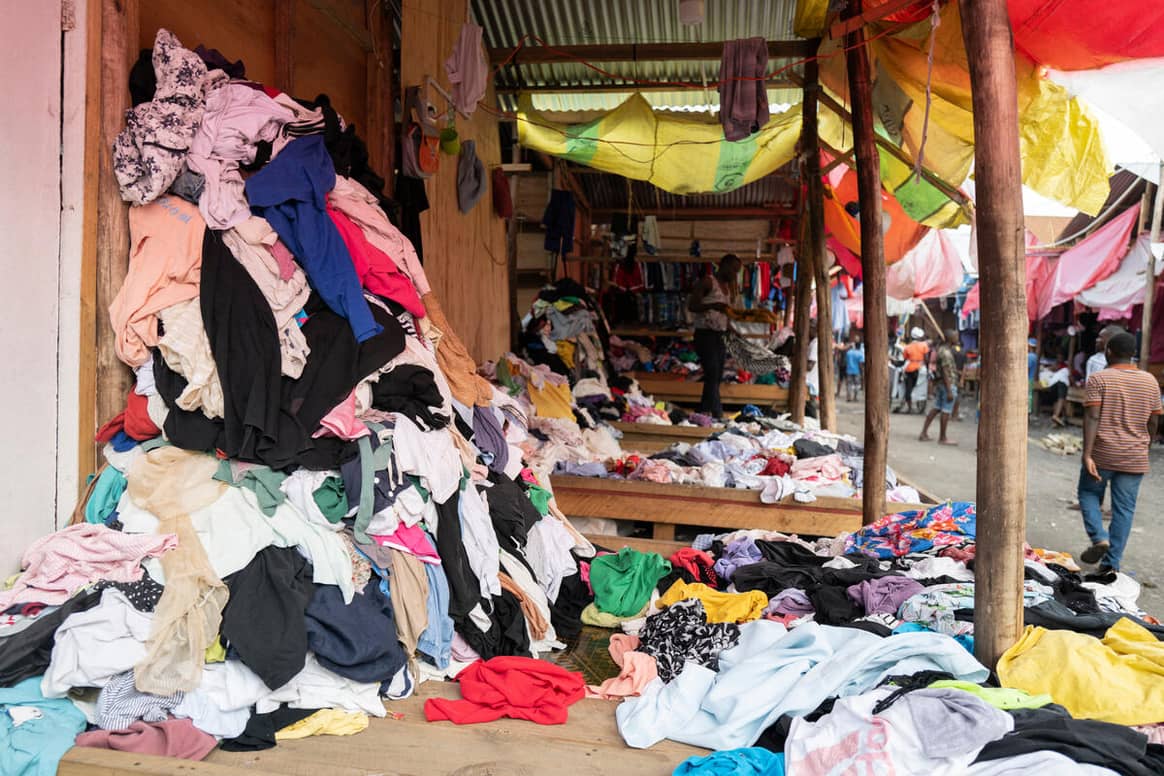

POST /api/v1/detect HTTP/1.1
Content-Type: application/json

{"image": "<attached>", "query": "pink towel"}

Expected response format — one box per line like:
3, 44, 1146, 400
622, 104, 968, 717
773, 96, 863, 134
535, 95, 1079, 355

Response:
586, 648, 658, 700
0, 524, 176, 608
75, 719, 217, 760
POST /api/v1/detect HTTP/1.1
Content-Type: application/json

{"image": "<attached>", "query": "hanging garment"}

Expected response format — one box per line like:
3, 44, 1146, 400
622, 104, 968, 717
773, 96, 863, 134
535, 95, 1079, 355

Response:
109, 196, 206, 368
186, 82, 293, 229
1036, 203, 1141, 319
542, 189, 576, 255
444, 22, 488, 116
456, 140, 486, 213
128, 447, 229, 696
245, 135, 383, 343
113, 29, 209, 205
719, 38, 770, 141
424, 656, 585, 725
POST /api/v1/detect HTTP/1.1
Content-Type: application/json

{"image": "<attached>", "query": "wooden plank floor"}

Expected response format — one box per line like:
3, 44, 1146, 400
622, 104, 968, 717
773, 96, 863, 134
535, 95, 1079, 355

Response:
58, 682, 707, 776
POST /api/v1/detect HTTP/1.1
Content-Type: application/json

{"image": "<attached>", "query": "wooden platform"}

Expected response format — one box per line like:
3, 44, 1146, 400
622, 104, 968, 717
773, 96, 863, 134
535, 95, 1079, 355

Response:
610, 420, 722, 453
551, 474, 928, 540
631, 373, 789, 410
58, 681, 707, 776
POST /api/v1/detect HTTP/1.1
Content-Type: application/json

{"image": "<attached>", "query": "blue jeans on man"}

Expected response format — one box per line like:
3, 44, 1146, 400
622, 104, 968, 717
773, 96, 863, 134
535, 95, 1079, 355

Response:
1077, 466, 1144, 570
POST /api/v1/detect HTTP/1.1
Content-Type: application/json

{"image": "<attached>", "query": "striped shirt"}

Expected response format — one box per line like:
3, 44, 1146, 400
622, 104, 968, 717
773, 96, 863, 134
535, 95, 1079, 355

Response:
1085, 365, 1163, 473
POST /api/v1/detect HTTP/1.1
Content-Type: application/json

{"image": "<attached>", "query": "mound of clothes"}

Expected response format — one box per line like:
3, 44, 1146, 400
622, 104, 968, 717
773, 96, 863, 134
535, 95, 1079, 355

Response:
573, 502, 1164, 774
0, 28, 607, 776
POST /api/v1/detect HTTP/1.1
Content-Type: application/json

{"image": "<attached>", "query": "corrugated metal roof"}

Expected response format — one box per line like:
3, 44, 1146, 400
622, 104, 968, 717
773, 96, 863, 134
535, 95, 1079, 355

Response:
577, 170, 798, 212
472, 0, 804, 112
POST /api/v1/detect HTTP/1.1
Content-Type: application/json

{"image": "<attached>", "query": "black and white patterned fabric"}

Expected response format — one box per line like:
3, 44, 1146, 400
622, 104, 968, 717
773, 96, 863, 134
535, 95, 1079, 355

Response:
94, 576, 165, 613
638, 598, 741, 683
96, 670, 184, 730
726, 332, 788, 376
112, 29, 211, 205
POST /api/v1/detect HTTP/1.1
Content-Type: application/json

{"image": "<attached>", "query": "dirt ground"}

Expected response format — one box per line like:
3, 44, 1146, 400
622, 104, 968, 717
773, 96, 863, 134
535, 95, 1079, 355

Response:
832, 395, 1164, 616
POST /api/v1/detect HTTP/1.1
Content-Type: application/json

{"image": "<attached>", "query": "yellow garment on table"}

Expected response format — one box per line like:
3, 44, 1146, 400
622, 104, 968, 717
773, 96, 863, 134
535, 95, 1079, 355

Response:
275, 708, 369, 740
528, 380, 574, 420
656, 580, 768, 624
204, 636, 226, 664
997, 618, 1164, 725
556, 340, 576, 369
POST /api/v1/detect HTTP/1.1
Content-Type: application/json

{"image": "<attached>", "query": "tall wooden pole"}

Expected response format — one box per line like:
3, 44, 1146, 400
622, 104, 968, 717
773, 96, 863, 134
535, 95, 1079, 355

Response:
790, 217, 813, 426
961, 0, 1028, 668
804, 52, 836, 431
1140, 163, 1164, 366
844, 8, 888, 523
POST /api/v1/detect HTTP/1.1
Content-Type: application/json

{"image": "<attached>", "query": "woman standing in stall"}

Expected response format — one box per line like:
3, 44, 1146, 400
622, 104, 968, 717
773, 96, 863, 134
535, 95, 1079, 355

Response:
688, 254, 742, 419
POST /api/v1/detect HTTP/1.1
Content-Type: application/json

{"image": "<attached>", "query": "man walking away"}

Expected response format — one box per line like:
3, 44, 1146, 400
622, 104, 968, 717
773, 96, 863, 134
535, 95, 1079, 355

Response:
844, 333, 865, 402
1078, 332, 1162, 582
1086, 324, 1126, 379
918, 329, 960, 445
894, 327, 929, 414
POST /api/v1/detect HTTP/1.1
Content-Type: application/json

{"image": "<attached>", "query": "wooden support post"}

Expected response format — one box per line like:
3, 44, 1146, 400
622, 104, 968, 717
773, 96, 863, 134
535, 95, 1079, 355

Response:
1141, 163, 1164, 366
844, 8, 889, 524
804, 54, 835, 431
275, 0, 295, 95
790, 211, 813, 425
95, 0, 138, 438
960, 0, 1028, 668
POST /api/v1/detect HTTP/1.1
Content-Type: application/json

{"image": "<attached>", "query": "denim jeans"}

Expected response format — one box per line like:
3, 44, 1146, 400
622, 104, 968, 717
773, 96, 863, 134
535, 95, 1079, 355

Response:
1077, 466, 1144, 570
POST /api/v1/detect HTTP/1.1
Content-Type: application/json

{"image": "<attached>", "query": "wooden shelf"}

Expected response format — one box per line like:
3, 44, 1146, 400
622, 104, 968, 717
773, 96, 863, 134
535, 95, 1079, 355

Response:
632, 372, 790, 408
610, 326, 693, 338
568, 253, 777, 264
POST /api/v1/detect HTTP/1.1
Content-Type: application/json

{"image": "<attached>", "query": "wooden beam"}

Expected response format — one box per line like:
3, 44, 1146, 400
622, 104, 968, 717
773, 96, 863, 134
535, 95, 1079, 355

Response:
822, 148, 855, 175
811, 83, 973, 211
845, 4, 890, 525
804, 52, 835, 431
365, 0, 393, 192
302, 0, 373, 52
1141, 162, 1164, 365
275, 0, 294, 94
591, 207, 796, 219
496, 79, 798, 95
791, 214, 813, 425
95, 0, 137, 439
960, 0, 1028, 668
829, 0, 928, 39
489, 39, 816, 67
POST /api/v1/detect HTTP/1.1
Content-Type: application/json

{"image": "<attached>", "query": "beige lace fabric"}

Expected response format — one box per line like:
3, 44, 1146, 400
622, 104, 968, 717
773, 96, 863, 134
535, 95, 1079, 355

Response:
128, 447, 229, 694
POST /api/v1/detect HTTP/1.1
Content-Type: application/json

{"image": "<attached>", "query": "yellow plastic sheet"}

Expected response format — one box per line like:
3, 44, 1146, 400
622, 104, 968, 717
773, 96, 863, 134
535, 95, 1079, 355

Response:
517, 94, 803, 195
794, 0, 830, 38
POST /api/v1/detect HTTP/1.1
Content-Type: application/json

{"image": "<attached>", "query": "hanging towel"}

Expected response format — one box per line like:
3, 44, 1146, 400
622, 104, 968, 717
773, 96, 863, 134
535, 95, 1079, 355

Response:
719, 37, 770, 141
457, 140, 486, 213
444, 23, 488, 117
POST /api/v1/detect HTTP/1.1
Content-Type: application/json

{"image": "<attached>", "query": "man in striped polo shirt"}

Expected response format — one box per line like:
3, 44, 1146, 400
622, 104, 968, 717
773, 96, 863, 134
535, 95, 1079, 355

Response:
1078, 332, 1164, 580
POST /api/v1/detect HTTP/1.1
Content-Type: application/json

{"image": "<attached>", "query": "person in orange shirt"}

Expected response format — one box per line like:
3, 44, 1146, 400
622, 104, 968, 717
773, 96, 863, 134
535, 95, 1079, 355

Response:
895, 327, 929, 414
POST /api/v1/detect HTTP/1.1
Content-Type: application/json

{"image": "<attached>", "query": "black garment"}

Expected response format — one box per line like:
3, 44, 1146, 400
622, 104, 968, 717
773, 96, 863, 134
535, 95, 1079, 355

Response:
128, 49, 156, 106
549, 569, 592, 641
394, 174, 429, 262
754, 540, 832, 567
306, 580, 406, 683
1024, 599, 1164, 639
694, 328, 727, 417
1039, 564, 1100, 615
218, 705, 319, 752
432, 491, 483, 622
974, 705, 1154, 776
871, 671, 957, 714
457, 588, 531, 660
370, 365, 449, 431
0, 589, 101, 687
792, 438, 833, 459
201, 228, 297, 468
193, 45, 245, 78
639, 598, 740, 683
755, 698, 838, 753
221, 547, 315, 690
485, 472, 542, 554
93, 576, 164, 612
902, 369, 920, 404
542, 189, 576, 255
810, 585, 864, 625
298, 93, 391, 212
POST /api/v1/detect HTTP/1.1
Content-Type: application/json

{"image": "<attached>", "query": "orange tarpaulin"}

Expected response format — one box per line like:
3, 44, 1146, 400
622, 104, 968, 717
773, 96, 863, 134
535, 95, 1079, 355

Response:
822, 163, 927, 265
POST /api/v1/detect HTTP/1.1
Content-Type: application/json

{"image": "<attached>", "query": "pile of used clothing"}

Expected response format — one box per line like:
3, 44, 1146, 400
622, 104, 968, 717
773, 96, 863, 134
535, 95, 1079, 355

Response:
577, 502, 1164, 774
0, 29, 606, 775
546, 416, 922, 505
519, 279, 607, 382
608, 333, 791, 388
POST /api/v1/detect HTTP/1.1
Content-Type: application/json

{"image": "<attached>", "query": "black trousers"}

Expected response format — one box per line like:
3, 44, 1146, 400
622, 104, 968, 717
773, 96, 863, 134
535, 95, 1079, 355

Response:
902, 369, 919, 403
694, 328, 727, 416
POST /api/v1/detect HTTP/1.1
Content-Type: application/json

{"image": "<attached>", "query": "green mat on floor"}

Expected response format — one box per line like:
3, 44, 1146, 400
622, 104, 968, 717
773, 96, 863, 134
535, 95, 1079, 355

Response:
547, 625, 619, 685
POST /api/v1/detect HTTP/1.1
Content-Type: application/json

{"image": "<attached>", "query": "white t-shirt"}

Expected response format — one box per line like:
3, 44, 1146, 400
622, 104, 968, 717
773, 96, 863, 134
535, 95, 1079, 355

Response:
1086, 352, 1107, 378
806, 338, 820, 396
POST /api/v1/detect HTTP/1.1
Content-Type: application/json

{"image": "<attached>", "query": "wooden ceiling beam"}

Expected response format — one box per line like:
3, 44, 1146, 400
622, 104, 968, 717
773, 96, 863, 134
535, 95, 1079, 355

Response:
496, 79, 798, 95
489, 40, 816, 67
590, 206, 796, 219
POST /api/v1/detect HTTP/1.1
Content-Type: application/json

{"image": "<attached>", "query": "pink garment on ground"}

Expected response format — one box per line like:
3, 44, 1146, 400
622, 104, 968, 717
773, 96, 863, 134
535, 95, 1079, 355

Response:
586, 636, 658, 700
370, 523, 441, 564
268, 238, 298, 281
74, 719, 217, 760
0, 524, 176, 609
790, 453, 847, 483
313, 390, 370, 440
327, 205, 426, 317
1037, 203, 1141, 319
